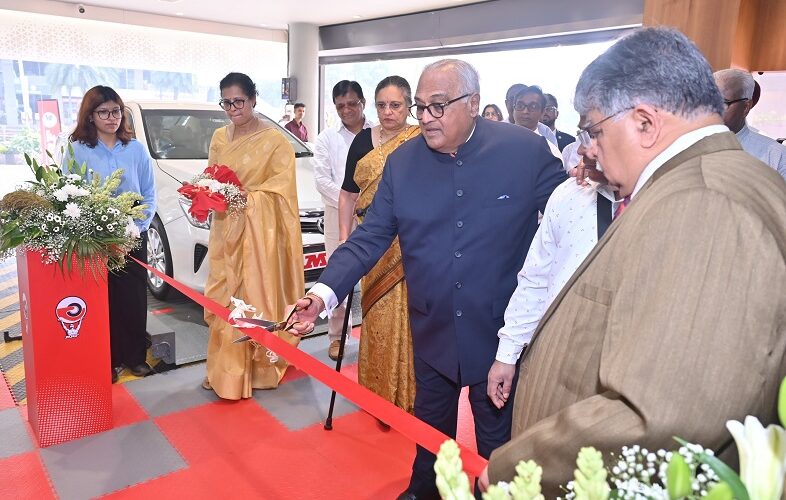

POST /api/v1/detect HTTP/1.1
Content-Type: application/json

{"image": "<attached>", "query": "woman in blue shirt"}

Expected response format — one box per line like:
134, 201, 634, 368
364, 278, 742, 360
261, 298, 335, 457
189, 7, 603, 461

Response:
69, 86, 156, 383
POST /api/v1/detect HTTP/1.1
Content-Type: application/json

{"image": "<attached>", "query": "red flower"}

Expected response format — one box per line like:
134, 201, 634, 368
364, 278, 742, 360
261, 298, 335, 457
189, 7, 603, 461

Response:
204, 164, 242, 187
177, 184, 228, 223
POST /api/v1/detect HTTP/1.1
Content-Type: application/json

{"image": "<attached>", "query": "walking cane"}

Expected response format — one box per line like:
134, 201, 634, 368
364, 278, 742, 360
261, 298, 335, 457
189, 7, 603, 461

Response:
324, 286, 355, 430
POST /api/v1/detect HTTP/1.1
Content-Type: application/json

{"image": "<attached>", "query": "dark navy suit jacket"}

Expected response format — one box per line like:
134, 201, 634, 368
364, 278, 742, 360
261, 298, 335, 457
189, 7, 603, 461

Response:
318, 117, 566, 385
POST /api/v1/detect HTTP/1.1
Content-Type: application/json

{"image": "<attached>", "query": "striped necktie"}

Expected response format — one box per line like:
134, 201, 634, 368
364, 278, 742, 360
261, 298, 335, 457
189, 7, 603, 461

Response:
613, 195, 631, 220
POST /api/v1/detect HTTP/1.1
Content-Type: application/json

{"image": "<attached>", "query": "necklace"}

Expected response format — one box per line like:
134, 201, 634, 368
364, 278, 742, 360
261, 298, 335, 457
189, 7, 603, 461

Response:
379, 125, 406, 145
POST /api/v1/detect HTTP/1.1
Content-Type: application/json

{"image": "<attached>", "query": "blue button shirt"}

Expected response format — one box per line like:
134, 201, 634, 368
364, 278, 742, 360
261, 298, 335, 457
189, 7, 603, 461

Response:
68, 139, 156, 231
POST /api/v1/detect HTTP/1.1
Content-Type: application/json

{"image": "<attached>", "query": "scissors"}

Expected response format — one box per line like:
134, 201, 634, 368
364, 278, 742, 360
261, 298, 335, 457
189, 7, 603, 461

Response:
231, 296, 313, 343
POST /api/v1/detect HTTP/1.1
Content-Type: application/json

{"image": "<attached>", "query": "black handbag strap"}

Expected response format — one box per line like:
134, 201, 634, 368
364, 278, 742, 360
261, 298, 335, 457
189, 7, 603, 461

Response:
597, 191, 612, 239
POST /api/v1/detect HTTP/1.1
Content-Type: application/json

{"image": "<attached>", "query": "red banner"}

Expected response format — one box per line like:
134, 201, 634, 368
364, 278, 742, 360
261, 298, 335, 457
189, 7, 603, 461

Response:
131, 257, 487, 477
37, 99, 61, 160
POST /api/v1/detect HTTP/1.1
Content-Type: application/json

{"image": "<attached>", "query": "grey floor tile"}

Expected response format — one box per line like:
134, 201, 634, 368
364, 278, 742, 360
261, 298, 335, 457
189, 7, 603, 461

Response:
123, 363, 218, 417
253, 374, 358, 431
0, 407, 33, 459
39, 420, 186, 500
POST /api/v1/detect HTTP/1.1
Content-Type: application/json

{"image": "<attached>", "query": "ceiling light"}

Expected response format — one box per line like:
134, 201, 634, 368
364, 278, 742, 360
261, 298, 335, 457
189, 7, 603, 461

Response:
352, 15, 362, 19
159, 0, 181, 3
175, 12, 183, 16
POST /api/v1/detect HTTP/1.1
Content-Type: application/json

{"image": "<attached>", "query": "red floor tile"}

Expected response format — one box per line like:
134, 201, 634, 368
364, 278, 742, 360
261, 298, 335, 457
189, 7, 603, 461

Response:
0, 452, 56, 500
100, 467, 214, 500
111, 384, 148, 429
156, 398, 290, 465
0, 374, 15, 410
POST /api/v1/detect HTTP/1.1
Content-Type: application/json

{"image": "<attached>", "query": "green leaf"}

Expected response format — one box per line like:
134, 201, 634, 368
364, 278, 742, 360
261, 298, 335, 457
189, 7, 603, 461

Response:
704, 482, 734, 500
668, 437, 752, 500
24, 152, 32, 167
666, 453, 692, 499
778, 376, 786, 427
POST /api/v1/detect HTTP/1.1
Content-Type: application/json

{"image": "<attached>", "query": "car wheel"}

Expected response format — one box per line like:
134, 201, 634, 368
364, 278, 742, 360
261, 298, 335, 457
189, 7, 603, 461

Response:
146, 216, 173, 300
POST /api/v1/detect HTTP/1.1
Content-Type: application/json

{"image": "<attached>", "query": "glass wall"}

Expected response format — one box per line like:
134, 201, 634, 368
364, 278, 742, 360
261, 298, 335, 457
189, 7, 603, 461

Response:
0, 10, 287, 162
322, 39, 616, 135
750, 72, 786, 142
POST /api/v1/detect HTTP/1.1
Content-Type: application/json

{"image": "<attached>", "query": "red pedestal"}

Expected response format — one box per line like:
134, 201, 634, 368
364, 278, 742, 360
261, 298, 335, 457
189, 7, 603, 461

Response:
17, 250, 112, 446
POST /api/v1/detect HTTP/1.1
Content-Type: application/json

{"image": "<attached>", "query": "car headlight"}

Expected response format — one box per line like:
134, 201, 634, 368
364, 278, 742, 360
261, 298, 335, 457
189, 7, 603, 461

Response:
178, 196, 212, 229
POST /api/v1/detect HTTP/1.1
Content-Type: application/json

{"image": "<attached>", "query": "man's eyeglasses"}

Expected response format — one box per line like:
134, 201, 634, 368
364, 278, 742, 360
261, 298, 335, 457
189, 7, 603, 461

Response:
513, 102, 543, 113
94, 108, 122, 120
577, 107, 634, 147
335, 100, 362, 111
544, 106, 558, 113
375, 101, 405, 112
723, 97, 749, 108
409, 93, 470, 119
219, 98, 246, 111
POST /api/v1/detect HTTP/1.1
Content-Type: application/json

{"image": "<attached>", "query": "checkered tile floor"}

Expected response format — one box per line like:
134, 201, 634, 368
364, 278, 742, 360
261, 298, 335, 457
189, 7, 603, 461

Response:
0, 330, 479, 499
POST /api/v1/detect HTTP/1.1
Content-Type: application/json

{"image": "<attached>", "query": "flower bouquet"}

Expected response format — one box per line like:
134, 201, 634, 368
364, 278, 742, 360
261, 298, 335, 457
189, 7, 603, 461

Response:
435, 377, 786, 500
177, 164, 246, 223
0, 149, 147, 273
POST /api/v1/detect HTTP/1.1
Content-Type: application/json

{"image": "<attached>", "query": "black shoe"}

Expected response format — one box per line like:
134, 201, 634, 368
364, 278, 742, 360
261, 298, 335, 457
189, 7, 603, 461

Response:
128, 363, 152, 377
111, 366, 121, 384
396, 492, 418, 500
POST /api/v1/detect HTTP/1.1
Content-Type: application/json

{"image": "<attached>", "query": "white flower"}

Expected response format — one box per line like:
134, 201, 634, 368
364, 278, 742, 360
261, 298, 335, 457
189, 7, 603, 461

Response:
196, 178, 223, 192
96, 226, 103, 231
124, 217, 140, 239
63, 202, 81, 219
101, 215, 108, 221
727, 416, 786, 500
62, 184, 89, 197
67, 174, 82, 182
53, 189, 69, 201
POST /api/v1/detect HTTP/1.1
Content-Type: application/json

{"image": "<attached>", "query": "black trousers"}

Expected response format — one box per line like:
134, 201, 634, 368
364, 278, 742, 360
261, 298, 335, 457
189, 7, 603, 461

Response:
406, 355, 519, 499
108, 231, 148, 369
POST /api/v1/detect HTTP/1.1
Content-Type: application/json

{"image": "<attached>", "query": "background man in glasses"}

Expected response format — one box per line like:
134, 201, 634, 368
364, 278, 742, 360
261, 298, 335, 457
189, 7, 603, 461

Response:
483, 27, 786, 495
292, 59, 565, 499
714, 68, 786, 179
504, 83, 558, 148
512, 85, 562, 159
542, 93, 576, 152
312, 81, 374, 360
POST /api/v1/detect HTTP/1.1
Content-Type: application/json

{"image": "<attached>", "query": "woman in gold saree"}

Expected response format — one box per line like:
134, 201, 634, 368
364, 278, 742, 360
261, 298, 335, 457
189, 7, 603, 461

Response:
203, 72, 304, 400
338, 76, 420, 413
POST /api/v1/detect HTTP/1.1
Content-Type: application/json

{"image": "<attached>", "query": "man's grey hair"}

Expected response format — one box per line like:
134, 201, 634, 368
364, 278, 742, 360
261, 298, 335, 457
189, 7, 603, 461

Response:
714, 69, 755, 100
574, 27, 724, 120
421, 59, 480, 95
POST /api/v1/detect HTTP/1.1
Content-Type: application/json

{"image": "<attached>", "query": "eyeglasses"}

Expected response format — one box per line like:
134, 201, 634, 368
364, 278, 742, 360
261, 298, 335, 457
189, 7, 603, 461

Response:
723, 97, 749, 108
544, 106, 558, 113
375, 101, 405, 112
577, 107, 634, 146
335, 100, 362, 111
219, 98, 246, 110
409, 93, 470, 119
94, 108, 122, 120
513, 102, 543, 112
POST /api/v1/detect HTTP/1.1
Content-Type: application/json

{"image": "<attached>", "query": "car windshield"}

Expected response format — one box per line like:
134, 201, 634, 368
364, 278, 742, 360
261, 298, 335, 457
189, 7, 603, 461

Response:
141, 109, 312, 160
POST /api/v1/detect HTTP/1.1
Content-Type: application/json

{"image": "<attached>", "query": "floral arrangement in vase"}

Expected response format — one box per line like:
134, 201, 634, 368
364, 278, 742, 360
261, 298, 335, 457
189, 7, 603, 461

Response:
0, 149, 147, 273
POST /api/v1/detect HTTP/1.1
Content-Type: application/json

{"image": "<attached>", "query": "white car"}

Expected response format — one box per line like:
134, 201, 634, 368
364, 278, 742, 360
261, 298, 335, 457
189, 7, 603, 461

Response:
122, 101, 326, 299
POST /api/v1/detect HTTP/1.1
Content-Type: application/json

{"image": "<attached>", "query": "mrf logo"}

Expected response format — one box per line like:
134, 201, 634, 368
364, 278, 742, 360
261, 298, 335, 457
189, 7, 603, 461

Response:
303, 251, 327, 270
55, 296, 87, 339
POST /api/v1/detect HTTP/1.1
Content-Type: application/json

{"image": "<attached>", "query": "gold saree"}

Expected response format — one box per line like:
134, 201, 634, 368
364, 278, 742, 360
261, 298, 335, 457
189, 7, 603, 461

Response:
204, 125, 304, 400
355, 125, 420, 413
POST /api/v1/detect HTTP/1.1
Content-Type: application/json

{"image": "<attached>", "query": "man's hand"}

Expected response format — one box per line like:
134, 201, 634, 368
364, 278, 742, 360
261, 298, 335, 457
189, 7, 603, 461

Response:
487, 360, 516, 409
478, 466, 490, 492
287, 294, 324, 337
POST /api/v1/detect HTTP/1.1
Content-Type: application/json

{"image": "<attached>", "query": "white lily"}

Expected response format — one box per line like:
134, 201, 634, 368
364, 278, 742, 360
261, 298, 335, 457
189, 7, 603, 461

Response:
726, 416, 786, 500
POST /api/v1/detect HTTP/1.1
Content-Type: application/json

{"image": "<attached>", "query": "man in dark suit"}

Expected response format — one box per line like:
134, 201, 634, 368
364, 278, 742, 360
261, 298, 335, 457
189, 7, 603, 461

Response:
291, 59, 565, 499
482, 27, 786, 496
542, 93, 576, 152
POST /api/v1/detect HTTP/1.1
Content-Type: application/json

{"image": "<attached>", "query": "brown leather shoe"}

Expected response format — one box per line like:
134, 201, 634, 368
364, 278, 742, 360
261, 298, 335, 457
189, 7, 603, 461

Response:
328, 340, 341, 361
201, 377, 212, 390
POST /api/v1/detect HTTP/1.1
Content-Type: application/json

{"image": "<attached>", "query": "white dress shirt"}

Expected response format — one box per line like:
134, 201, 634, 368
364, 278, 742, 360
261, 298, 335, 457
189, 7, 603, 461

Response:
534, 128, 562, 159
736, 123, 786, 180
561, 140, 580, 172
537, 122, 558, 148
312, 118, 374, 208
495, 179, 618, 363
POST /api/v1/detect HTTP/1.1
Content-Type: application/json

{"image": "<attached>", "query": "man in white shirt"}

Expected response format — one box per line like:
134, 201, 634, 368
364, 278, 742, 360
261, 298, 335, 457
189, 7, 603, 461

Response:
714, 68, 786, 180
511, 86, 563, 159
312, 80, 374, 360
493, 143, 620, 371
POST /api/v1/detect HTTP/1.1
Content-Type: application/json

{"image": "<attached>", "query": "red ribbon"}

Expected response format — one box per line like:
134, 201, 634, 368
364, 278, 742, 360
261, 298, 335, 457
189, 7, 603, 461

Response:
131, 256, 487, 476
